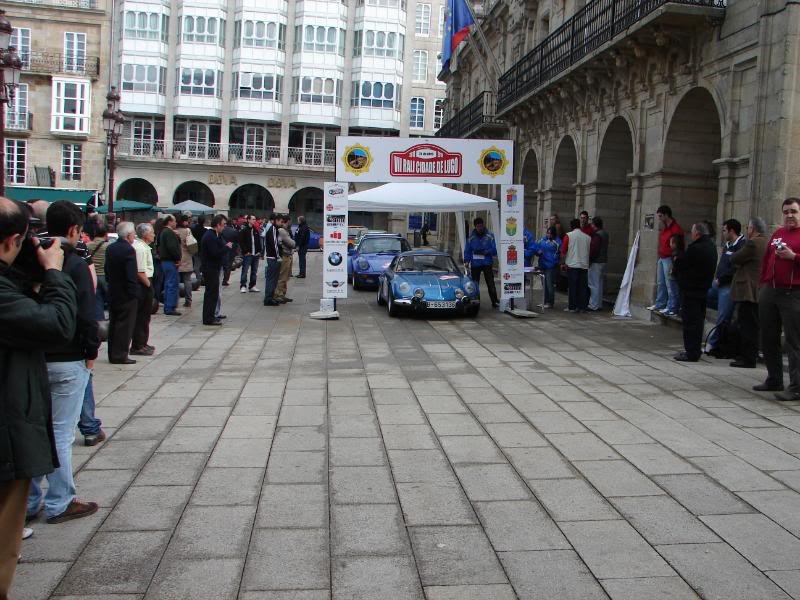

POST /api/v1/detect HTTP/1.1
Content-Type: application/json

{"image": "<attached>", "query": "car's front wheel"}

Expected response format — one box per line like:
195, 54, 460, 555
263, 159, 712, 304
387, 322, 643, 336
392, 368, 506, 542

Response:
387, 287, 399, 317
377, 280, 386, 306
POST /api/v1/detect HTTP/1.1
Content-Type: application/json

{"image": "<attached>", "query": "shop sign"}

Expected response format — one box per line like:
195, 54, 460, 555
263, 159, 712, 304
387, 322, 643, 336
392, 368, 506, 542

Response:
500, 184, 525, 300
323, 182, 348, 299
267, 176, 297, 188
208, 173, 237, 186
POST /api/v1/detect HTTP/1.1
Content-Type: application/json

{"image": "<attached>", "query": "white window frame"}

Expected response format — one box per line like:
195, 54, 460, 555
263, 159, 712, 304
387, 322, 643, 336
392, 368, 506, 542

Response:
6, 83, 28, 130
122, 64, 167, 94
123, 11, 165, 40
11, 28, 31, 69
235, 72, 282, 100
434, 98, 444, 130
415, 3, 431, 36
61, 143, 82, 181
178, 67, 220, 97
438, 5, 445, 37
64, 32, 87, 73
5, 139, 26, 185
51, 78, 92, 134
413, 50, 428, 82
240, 20, 285, 50
410, 96, 425, 129
351, 80, 397, 109
182, 15, 221, 44
293, 76, 342, 106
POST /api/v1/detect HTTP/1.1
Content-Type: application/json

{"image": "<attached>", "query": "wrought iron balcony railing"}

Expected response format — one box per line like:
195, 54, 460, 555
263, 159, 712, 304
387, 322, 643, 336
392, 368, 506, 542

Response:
25, 52, 101, 78
497, 0, 727, 114
5, 0, 98, 9
436, 91, 505, 139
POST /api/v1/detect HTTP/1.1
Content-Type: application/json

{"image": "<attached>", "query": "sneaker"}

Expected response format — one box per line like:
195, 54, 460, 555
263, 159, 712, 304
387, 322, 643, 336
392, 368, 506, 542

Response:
22, 527, 33, 540
84, 430, 107, 447
646, 304, 660, 311
240, 286, 248, 293
662, 310, 677, 317
46, 499, 98, 524
249, 287, 260, 293
543, 303, 553, 309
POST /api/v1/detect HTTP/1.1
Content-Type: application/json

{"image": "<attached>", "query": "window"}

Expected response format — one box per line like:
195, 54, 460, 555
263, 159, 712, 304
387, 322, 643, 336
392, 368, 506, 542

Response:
438, 5, 445, 37
294, 25, 344, 55
179, 68, 221, 96
434, 98, 444, 129
236, 20, 285, 50
123, 11, 167, 41
354, 29, 404, 58
415, 3, 431, 35
61, 144, 82, 181
52, 78, 91, 134
234, 72, 282, 100
11, 28, 30, 69
351, 80, 399, 109
121, 64, 167, 94
182, 15, 222, 44
410, 97, 425, 128
64, 32, 86, 73
362, 0, 406, 8
292, 76, 342, 105
436, 55, 445, 80
413, 50, 428, 82
6, 83, 28, 129
5, 140, 26, 185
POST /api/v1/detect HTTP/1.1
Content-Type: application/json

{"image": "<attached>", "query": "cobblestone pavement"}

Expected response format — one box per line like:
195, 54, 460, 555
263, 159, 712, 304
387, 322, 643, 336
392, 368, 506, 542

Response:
14, 252, 800, 599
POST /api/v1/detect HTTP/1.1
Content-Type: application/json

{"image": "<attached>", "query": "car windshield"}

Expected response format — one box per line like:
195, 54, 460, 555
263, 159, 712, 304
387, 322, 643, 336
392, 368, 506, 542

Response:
396, 255, 457, 272
359, 237, 411, 254
348, 227, 366, 237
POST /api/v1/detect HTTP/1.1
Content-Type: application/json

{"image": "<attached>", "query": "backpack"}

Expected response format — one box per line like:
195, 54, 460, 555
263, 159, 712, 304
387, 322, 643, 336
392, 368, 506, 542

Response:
705, 321, 740, 359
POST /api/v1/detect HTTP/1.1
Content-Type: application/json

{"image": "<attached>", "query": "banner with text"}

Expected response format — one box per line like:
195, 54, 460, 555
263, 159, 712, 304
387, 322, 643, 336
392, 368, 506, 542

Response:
323, 182, 349, 299
335, 137, 514, 184
499, 184, 525, 300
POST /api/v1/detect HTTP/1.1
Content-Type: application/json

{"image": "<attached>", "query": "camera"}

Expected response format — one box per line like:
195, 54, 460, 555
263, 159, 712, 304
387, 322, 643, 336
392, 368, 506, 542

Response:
11, 230, 70, 284
773, 238, 786, 251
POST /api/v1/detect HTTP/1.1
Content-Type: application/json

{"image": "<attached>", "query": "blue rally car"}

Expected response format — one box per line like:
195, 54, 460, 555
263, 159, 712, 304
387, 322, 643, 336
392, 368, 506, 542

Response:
377, 251, 480, 317
349, 234, 411, 290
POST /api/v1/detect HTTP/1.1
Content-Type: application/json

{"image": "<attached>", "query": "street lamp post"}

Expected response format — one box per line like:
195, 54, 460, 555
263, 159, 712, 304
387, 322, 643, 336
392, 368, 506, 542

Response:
0, 10, 23, 196
102, 86, 124, 216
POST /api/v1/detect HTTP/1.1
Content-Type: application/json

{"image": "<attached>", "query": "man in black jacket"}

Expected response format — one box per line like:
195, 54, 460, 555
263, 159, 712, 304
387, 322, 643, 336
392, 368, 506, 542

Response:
201, 214, 233, 325
294, 215, 310, 278
25, 201, 100, 525
158, 215, 182, 315
238, 214, 262, 292
261, 213, 282, 306
221, 220, 239, 286
706, 219, 746, 356
106, 222, 141, 364
673, 222, 718, 362
0, 198, 76, 597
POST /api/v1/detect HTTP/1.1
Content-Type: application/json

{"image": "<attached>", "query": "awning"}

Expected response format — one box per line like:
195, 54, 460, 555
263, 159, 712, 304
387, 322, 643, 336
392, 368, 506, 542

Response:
4, 187, 97, 206
97, 200, 155, 213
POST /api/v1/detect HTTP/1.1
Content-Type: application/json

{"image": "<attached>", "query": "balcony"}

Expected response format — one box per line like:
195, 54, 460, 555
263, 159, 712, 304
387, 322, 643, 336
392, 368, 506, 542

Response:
5, 0, 98, 9
436, 91, 505, 139
229, 144, 281, 164
287, 147, 335, 167
497, 0, 727, 115
25, 52, 101, 79
5, 111, 32, 133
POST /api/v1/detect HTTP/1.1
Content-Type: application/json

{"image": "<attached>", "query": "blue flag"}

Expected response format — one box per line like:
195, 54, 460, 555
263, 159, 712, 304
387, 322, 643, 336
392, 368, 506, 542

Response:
441, 0, 474, 73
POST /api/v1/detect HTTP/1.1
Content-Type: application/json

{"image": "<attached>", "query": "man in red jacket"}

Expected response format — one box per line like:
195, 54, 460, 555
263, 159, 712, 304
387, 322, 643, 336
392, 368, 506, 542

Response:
756, 198, 800, 399
647, 205, 683, 316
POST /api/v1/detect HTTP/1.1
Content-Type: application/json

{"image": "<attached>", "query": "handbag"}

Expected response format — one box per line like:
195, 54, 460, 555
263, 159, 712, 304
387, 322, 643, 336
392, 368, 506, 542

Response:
185, 230, 199, 255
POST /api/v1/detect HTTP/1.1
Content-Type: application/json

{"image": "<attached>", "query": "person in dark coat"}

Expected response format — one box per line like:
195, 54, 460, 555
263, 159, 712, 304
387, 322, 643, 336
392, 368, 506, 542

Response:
238, 214, 262, 291
221, 220, 239, 286
294, 215, 311, 278
158, 215, 182, 315
0, 198, 76, 597
201, 214, 232, 325
672, 222, 718, 362
106, 222, 142, 364
730, 218, 769, 368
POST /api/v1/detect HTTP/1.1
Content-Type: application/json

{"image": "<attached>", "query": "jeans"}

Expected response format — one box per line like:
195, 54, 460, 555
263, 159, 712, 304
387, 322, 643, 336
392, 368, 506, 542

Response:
588, 262, 607, 310
28, 361, 90, 518
162, 261, 179, 313
240, 255, 260, 289
706, 282, 734, 348
297, 246, 308, 277
78, 372, 102, 436
264, 258, 280, 302
180, 271, 193, 304
568, 268, 589, 311
681, 295, 707, 360
655, 257, 680, 312
95, 276, 108, 321
543, 267, 557, 306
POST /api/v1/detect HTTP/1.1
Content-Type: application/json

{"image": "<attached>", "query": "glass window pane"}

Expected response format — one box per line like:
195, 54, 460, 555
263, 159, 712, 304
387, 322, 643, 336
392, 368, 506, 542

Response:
384, 83, 393, 98
125, 12, 135, 27
204, 69, 214, 85
149, 13, 158, 29
313, 77, 323, 93
147, 65, 157, 82
365, 30, 374, 45
361, 81, 370, 97
264, 75, 273, 89
181, 68, 191, 84
302, 77, 312, 92
323, 78, 333, 94
196, 17, 205, 33
327, 27, 336, 43
267, 22, 276, 38
207, 18, 216, 34
193, 69, 203, 84
373, 82, 382, 97
123, 64, 133, 80
376, 31, 386, 47
316, 27, 325, 43
387, 32, 396, 48
256, 21, 266, 37
135, 64, 145, 80
244, 20, 254, 36
138, 12, 147, 28
253, 74, 262, 89
184, 16, 193, 32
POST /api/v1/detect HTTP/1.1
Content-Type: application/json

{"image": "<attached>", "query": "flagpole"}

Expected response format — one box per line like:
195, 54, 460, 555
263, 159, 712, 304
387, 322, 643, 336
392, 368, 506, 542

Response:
463, 0, 503, 83
466, 35, 498, 94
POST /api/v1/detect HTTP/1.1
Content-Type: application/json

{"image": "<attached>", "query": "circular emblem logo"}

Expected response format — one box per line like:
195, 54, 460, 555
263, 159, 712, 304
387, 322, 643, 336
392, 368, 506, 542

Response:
342, 144, 373, 176
478, 146, 509, 178
328, 252, 343, 266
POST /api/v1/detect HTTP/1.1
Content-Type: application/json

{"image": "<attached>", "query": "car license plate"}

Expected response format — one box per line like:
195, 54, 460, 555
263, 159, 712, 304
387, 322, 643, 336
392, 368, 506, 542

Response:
427, 301, 456, 309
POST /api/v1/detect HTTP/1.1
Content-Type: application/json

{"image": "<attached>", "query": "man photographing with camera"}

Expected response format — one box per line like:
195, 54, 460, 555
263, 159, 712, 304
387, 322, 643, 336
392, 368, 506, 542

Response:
0, 197, 77, 599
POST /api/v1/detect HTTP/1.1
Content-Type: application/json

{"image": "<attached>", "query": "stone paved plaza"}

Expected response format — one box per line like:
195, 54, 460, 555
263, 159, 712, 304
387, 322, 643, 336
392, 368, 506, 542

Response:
13, 252, 800, 599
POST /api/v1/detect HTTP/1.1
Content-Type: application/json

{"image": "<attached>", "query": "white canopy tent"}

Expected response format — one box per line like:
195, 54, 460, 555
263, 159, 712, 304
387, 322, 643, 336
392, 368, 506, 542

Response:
347, 182, 500, 259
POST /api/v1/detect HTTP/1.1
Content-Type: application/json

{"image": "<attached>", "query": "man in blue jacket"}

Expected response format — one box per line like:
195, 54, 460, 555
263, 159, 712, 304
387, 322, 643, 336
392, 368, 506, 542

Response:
464, 217, 499, 308
523, 227, 537, 268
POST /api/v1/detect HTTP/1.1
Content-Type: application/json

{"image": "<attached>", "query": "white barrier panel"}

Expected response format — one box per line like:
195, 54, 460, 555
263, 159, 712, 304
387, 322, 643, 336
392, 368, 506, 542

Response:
499, 184, 525, 300
335, 137, 514, 184
322, 182, 348, 299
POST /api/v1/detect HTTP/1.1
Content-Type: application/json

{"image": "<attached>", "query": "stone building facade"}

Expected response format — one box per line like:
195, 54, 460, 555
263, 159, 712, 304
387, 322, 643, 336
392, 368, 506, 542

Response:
438, 0, 799, 307
4, 0, 111, 199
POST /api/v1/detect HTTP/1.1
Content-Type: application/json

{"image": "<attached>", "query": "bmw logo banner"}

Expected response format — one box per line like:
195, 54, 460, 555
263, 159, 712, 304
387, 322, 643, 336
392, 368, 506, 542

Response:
323, 182, 349, 299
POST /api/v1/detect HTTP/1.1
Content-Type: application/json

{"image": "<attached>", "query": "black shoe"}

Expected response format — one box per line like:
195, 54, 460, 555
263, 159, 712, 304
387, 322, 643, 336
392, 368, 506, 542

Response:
217, 315, 227, 319
222, 282, 230, 286
674, 352, 699, 362
84, 430, 107, 447
283, 298, 293, 303
164, 311, 182, 316
754, 382, 784, 392
492, 303, 499, 308
706, 347, 727, 359
203, 321, 222, 326
183, 301, 192, 307
729, 360, 756, 369
775, 391, 800, 402
109, 358, 136, 365
263, 300, 280, 306
297, 274, 306, 278
130, 346, 154, 356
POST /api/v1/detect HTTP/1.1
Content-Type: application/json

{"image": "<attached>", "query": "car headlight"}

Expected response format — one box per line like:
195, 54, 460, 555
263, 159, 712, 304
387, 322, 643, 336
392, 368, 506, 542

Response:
357, 258, 370, 270
414, 288, 425, 299
455, 288, 465, 299
398, 282, 411, 294
464, 281, 476, 294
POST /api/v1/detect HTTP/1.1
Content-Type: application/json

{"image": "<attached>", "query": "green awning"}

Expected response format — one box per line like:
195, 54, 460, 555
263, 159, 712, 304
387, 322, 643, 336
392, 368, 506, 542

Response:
5, 187, 97, 206
97, 200, 155, 213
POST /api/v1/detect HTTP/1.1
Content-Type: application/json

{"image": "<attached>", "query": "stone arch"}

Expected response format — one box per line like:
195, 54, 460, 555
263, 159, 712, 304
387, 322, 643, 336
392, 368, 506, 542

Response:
596, 116, 635, 294
289, 186, 324, 230
173, 181, 215, 206
117, 178, 158, 205
661, 86, 721, 236
521, 149, 540, 233
229, 184, 275, 219
548, 135, 578, 232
